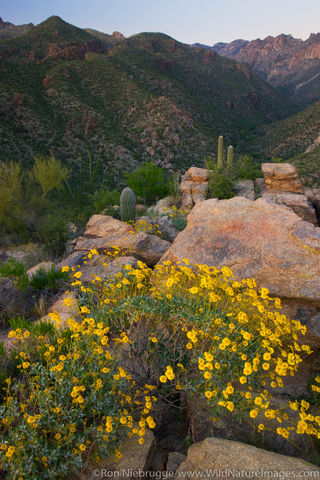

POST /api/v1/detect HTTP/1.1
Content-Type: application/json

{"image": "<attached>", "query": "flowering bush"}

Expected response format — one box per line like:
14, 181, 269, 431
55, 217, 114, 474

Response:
1, 251, 319, 478
0, 309, 156, 479
70, 254, 319, 441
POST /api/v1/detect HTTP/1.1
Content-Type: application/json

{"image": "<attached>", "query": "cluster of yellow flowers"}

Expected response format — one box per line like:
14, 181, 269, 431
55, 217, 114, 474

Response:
127, 218, 162, 236
1, 249, 319, 479
81, 255, 319, 444
164, 205, 189, 218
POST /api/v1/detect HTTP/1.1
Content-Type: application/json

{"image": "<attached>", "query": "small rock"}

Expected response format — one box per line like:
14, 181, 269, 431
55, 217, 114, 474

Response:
179, 167, 210, 209
167, 452, 186, 473
232, 179, 255, 200
153, 197, 177, 216
44, 291, 80, 326
157, 216, 180, 242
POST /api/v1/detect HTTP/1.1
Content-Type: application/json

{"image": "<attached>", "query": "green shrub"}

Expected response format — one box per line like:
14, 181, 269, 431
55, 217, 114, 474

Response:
126, 162, 170, 204
29, 267, 68, 291
32, 156, 68, 199
0, 162, 23, 228
1, 311, 156, 479
92, 189, 120, 213
168, 171, 181, 201
35, 215, 68, 260
231, 154, 262, 180
172, 216, 187, 231
0, 258, 28, 290
207, 166, 235, 200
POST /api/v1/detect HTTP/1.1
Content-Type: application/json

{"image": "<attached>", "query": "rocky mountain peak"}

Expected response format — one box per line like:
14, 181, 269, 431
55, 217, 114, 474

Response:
112, 31, 125, 39
0, 17, 14, 30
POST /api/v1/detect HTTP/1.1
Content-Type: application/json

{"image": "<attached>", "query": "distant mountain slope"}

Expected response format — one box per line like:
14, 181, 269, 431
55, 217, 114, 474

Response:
245, 99, 320, 185
290, 145, 320, 187
0, 16, 298, 183
250, 100, 320, 159
84, 28, 125, 47
211, 34, 320, 106
0, 16, 34, 40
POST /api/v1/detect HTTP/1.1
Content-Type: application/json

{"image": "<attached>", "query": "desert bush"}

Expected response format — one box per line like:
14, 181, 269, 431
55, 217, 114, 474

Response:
32, 156, 68, 199
205, 153, 261, 199
69, 254, 319, 445
172, 216, 187, 231
206, 165, 235, 199
91, 189, 120, 213
231, 154, 262, 180
34, 215, 69, 260
0, 162, 23, 228
0, 259, 28, 290
125, 161, 170, 204
1, 253, 319, 478
29, 267, 68, 291
0, 318, 156, 479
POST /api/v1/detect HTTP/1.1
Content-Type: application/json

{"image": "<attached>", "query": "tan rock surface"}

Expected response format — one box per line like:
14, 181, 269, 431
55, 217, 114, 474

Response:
262, 163, 303, 193
262, 192, 318, 225
176, 438, 320, 479
160, 197, 320, 303
179, 167, 209, 209
27, 261, 54, 279
75, 215, 171, 267
70, 428, 155, 479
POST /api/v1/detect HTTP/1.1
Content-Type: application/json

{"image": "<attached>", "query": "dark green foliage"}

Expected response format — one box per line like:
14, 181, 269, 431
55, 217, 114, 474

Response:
232, 155, 262, 180
290, 145, 320, 187
29, 267, 68, 291
120, 187, 136, 222
206, 166, 235, 200
172, 216, 187, 231
92, 189, 120, 213
0, 18, 298, 180
205, 151, 261, 200
168, 171, 181, 201
126, 162, 170, 204
34, 215, 68, 260
0, 258, 28, 290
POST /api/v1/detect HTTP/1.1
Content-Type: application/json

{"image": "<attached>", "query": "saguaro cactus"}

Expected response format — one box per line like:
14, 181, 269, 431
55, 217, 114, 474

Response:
217, 135, 224, 169
120, 187, 136, 222
227, 145, 234, 168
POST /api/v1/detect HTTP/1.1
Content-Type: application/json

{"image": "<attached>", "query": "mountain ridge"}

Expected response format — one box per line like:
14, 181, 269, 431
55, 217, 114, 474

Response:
210, 33, 320, 106
0, 16, 298, 184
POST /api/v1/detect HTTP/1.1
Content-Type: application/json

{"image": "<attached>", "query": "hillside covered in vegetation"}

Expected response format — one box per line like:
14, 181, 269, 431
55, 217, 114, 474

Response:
0, 16, 299, 181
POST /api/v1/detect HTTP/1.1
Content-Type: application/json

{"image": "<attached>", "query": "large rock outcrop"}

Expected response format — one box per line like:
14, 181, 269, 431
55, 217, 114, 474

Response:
176, 438, 320, 478
75, 215, 171, 267
160, 197, 320, 319
262, 163, 303, 193
179, 167, 210, 209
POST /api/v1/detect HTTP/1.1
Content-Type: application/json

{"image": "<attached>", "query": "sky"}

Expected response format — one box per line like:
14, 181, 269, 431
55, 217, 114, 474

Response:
1, 0, 320, 45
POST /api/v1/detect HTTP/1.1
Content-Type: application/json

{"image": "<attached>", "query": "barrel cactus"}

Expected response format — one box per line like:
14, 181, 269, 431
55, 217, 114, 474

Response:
227, 145, 234, 168
120, 187, 136, 223
217, 135, 224, 169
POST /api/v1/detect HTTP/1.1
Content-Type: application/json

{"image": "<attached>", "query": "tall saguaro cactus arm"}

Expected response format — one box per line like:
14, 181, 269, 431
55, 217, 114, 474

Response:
227, 145, 234, 168
217, 135, 224, 169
